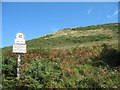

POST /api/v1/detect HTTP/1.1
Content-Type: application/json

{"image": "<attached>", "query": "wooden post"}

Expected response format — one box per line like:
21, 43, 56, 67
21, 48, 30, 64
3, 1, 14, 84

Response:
17, 53, 21, 78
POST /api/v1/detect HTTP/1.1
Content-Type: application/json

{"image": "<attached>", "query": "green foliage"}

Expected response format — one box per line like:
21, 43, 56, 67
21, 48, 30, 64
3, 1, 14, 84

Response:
2, 56, 17, 77
2, 44, 120, 88
92, 44, 120, 67
21, 58, 61, 88
2, 23, 120, 89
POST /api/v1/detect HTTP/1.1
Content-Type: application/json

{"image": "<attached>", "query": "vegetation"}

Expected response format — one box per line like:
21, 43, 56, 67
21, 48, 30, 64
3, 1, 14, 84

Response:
1, 23, 120, 89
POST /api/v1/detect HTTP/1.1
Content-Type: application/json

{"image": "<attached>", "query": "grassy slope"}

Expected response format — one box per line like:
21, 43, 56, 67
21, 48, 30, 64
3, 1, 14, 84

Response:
2, 23, 120, 88
3, 23, 118, 51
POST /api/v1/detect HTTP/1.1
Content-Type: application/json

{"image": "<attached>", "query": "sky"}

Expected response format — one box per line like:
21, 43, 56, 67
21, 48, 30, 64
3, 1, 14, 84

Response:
2, 2, 118, 47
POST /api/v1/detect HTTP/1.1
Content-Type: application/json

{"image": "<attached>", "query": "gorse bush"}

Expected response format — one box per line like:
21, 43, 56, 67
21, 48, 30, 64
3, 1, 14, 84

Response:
92, 44, 120, 67
72, 23, 118, 32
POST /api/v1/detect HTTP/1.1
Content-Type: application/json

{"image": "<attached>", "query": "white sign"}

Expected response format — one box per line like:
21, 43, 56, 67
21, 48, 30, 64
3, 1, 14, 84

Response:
13, 32, 27, 78
16, 32, 25, 39
15, 32, 26, 44
13, 32, 27, 53
15, 39, 25, 44
13, 44, 26, 53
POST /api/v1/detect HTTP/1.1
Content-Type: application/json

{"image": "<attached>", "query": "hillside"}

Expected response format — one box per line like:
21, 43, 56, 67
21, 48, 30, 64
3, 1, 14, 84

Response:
2, 23, 120, 89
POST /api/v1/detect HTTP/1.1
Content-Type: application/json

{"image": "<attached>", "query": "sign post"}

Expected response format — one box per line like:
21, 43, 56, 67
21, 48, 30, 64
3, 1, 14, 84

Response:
17, 53, 21, 78
13, 32, 26, 78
